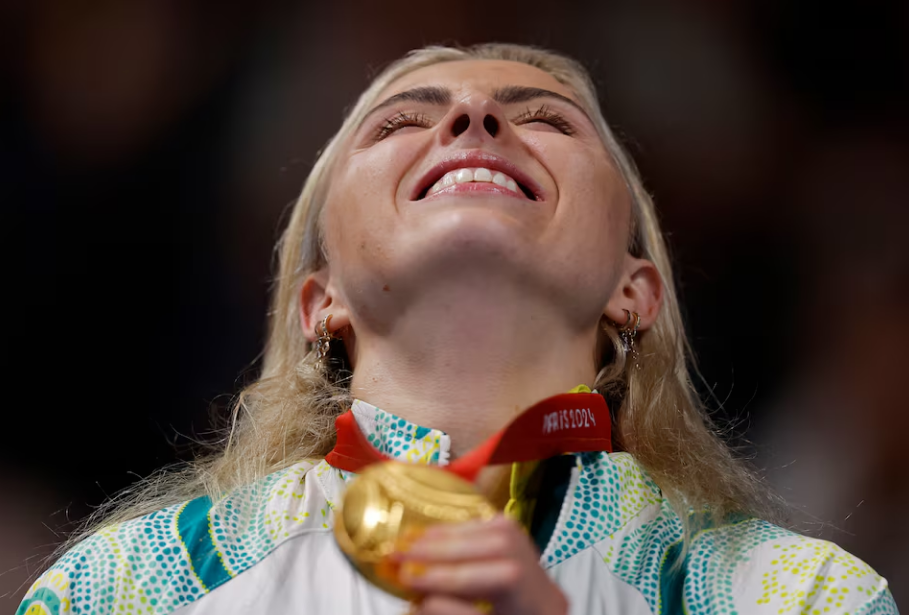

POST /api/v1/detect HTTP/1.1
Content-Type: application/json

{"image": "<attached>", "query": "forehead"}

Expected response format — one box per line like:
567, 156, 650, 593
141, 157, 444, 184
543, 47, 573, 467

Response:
377, 59, 578, 103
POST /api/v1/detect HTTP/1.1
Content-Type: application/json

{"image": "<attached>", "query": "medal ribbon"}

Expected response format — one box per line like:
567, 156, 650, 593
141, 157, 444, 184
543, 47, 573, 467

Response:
325, 392, 611, 482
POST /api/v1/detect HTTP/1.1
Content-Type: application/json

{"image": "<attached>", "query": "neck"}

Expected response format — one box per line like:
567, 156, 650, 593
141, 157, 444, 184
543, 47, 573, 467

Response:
349, 283, 598, 459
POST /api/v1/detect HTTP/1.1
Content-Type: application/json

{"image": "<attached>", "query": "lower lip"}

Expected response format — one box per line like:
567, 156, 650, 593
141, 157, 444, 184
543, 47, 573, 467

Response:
419, 182, 530, 201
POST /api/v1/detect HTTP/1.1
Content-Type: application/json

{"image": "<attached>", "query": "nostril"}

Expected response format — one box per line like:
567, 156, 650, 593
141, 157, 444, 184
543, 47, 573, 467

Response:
452, 114, 470, 136
483, 115, 499, 137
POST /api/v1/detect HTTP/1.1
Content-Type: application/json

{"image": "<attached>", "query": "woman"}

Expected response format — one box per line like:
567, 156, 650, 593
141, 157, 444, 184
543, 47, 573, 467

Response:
19, 43, 897, 615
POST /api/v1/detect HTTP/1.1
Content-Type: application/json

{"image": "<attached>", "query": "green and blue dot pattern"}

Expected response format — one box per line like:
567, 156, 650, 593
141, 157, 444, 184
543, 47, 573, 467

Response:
352, 399, 450, 465
19, 400, 898, 614
17, 460, 328, 614
541, 452, 667, 569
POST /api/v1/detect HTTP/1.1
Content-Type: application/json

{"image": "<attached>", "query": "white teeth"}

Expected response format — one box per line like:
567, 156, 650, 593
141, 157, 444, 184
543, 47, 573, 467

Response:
455, 168, 473, 184
428, 171, 457, 195
474, 167, 493, 182
424, 167, 526, 197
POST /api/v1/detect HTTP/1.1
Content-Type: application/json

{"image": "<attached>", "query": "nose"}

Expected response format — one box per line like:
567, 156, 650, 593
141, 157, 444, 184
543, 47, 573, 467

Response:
439, 94, 505, 145
450, 113, 499, 138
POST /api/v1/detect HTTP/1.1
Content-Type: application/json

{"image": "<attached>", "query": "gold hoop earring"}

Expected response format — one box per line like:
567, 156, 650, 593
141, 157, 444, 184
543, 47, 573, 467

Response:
619, 310, 633, 331
315, 314, 335, 370
617, 309, 642, 370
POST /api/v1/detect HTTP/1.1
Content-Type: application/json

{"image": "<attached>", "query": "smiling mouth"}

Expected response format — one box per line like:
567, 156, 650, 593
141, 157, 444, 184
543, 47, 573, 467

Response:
416, 166, 538, 201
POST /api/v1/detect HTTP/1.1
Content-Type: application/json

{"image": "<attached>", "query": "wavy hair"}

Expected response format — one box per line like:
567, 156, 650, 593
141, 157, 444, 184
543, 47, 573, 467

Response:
67, 43, 781, 549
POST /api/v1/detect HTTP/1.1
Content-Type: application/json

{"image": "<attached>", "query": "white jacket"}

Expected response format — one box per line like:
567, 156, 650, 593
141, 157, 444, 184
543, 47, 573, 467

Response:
19, 400, 898, 614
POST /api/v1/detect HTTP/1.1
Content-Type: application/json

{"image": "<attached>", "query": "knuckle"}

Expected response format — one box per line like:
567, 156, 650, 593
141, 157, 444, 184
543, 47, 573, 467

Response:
486, 533, 511, 553
498, 560, 523, 586
448, 564, 472, 591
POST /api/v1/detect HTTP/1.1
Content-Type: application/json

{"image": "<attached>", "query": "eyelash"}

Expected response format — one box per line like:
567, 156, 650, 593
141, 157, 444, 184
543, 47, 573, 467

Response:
512, 105, 575, 135
372, 104, 575, 141
374, 112, 432, 141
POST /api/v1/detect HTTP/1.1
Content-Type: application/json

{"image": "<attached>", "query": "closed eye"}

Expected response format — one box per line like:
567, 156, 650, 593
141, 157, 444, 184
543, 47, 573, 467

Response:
374, 112, 433, 141
512, 105, 575, 136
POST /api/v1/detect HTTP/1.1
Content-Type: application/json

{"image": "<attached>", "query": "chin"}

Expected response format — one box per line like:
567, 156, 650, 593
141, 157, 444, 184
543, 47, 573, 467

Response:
407, 206, 539, 268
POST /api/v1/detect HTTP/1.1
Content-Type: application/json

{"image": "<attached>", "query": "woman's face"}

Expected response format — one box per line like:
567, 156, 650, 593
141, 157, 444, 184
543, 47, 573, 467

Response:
320, 59, 634, 330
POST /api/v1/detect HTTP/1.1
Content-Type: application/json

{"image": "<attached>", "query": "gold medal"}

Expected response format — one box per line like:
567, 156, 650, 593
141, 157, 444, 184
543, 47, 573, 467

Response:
334, 461, 496, 600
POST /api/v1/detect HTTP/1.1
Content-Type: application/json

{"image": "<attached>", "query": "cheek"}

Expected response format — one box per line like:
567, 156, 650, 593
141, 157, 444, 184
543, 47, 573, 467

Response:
544, 141, 631, 251
323, 146, 415, 258
577, 161, 630, 250
531, 139, 632, 297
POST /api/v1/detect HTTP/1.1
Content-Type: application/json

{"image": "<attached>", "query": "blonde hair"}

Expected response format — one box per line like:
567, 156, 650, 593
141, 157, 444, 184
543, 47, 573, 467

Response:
71, 43, 780, 545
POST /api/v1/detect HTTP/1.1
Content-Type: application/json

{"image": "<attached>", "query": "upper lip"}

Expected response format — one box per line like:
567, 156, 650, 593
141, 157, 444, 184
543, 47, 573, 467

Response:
410, 151, 544, 201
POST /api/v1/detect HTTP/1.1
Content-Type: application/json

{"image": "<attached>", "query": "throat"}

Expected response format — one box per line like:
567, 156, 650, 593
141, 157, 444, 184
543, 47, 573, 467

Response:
347, 288, 601, 457
475, 465, 514, 510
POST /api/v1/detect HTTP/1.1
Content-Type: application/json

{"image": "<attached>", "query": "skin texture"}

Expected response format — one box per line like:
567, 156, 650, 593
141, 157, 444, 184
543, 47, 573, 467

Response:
301, 59, 664, 614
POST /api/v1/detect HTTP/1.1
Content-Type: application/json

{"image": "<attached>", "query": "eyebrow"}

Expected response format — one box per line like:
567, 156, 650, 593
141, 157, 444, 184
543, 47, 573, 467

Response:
364, 84, 589, 122
367, 86, 452, 114
491, 85, 587, 116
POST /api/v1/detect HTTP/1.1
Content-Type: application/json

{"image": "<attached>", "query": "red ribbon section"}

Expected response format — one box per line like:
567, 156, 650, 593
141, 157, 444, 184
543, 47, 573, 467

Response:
325, 393, 612, 482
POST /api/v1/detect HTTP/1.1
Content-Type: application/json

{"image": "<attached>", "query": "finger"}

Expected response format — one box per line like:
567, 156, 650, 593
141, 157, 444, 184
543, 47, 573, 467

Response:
422, 515, 512, 539
402, 560, 522, 599
403, 516, 534, 563
401, 530, 516, 563
411, 595, 487, 615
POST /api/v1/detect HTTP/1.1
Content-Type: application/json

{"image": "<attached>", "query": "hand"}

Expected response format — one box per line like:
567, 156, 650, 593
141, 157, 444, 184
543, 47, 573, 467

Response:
397, 515, 568, 615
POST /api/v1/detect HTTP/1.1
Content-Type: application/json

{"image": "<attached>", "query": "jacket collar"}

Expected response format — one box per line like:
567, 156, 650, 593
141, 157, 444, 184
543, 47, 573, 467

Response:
350, 399, 452, 467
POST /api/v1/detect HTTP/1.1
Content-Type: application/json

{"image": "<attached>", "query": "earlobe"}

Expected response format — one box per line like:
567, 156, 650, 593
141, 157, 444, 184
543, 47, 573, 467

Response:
603, 255, 664, 331
300, 269, 351, 342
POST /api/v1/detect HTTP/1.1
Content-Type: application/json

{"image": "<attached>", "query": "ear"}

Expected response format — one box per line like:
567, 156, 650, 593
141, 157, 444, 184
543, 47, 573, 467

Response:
603, 255, 664, 331
300, 268, 352, 343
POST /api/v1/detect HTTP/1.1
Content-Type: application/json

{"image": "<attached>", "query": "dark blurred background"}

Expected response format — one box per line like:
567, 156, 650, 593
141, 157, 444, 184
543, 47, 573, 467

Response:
2, 0, 907, 608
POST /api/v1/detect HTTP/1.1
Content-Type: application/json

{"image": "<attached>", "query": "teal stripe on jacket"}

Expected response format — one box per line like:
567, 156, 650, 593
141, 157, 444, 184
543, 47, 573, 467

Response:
177, 496, 232, 591
659, 540, 686, 615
